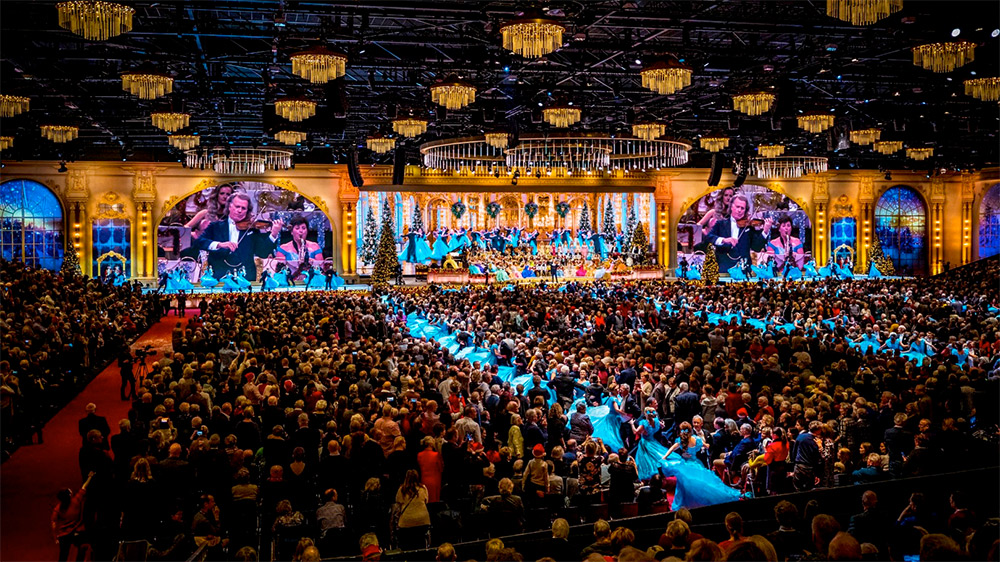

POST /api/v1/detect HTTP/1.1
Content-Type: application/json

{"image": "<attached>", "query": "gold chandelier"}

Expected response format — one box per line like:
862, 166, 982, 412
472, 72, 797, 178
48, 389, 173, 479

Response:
484, 132, 509, 149
290, 46, 348, 83
168, 134, 200, 150
826, 0, 903, 26
640, 58, 693, 95
40, 125, 79, 143
275, 97, 317, 122
873, 140, 903, 155
430, 76, 477, 110
797, 113, 836, 133
906, 147, 934, 161
57, 1, 134, 41
757, 144, 786, 158
0, 95, 30, 118
912, 42, 975, 73
393, 117, 428, 138
542, 105, 581, 128
499, 13, 564, 58
699, 134, 730, 153
632, 121, 666, 141
121, 68, 173, 100
0, 136, 13, 150
275, 130, 307, 145
732, 91, 775, 116
965, 77, 1000, 102
850, 128, 881, 145
366, 135, 396, 154
150, 111, 190, 132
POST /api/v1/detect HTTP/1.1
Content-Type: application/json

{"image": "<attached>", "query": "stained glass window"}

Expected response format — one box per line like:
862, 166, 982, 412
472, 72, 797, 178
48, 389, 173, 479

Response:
92, 219, 131, 278
830, 217, 857, 266
875, 186, 927, 276
0, 179, 65, 270
979, 183, 1000, 259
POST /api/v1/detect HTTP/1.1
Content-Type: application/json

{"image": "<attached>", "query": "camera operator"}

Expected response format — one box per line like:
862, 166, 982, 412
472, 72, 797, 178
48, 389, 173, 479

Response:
117, 346, 135, 401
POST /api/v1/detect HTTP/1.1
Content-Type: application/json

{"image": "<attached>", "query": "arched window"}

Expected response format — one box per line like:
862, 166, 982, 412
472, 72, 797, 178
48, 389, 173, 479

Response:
0, 179, 65, 270
979, 183, 1000, 259
874, 186, 927, 275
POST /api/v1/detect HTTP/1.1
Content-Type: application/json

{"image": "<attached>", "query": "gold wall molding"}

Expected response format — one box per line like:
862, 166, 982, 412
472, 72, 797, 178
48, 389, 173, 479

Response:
92, 191, 132, 220
122, 166, 164, 202
830, 195, 854, 219
65, 168, 91, 202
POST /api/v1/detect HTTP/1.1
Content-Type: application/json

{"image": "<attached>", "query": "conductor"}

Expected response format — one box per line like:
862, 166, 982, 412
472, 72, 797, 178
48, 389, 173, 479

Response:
194, 193, 283, 281
709, 194, 772, 273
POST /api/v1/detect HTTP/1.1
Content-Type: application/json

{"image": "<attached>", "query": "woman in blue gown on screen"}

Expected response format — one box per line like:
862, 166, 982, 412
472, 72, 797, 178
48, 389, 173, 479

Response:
233, 267, 252, 290
660, 422, 742, 510
172, 267, 194, 292
631, 408, 672, 481
431, 230, 451, 262
200, 266, 219, 290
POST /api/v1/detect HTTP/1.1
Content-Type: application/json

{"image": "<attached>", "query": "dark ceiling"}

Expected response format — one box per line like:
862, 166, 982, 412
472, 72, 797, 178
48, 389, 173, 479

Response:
1, 0, 998, 171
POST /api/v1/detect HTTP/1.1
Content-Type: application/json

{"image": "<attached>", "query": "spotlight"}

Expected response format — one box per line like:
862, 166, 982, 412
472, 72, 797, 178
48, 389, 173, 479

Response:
884, 171, 892, 180
951, 28, 961, 37
993, 29, 1000, 38
57, 161, 68, 173
511, 178, 518, 186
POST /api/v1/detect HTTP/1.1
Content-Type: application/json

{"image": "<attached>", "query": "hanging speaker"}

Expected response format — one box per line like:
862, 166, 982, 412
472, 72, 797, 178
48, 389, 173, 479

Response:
347, 148, 364, 188
392, 147, 406, 185
733, 157, 748, 188
707, 154, 723, 187
386, 103, 398, 120
436, 107, 448, 121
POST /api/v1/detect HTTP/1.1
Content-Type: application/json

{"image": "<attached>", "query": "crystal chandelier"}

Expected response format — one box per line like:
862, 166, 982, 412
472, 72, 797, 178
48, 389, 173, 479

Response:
275, 130, 307, 145
499, 13, 564, 58
275, 97, 317, 122
965, 77, 1000, 102
906, 147, 934, 161
912, 42, 975, 73
699, 134, 730, 153
850, 128, 881, 145
392, 117, 428, 138
430, 76, 477, 110
57, 1, 134, 41
121, 68, 173, 100
0, 95, 30, 118
632, 121, 666, 141
640, 57, 693, 95
873, 140, 903, 155
0, 136, 13, 150
757, 144, 786, 159
168, 135, 199, 150
150, 111, 190, 133
290, 46, 347, 83
484, 132, 509, 149
40, 125, 79, 143
826, 0, 902, 26
732, 91, 775, 116
366, 135, 396, 154
797, 113, 836, 133
750, 156, 828, 179
184, 147, 293, 174
542, 105, 581, 128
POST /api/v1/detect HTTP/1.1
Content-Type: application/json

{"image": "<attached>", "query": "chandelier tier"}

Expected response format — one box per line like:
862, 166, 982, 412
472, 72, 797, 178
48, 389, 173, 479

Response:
499, 14, 564, 58
121, 68, 173, 100
40, 125, 79, 143
797, 113, 836, 133
699, 134, 730, 153
757, 144, 786, 159
274, 130, 307, 145
274, 97, 317, 122
484, 132, 509, 149
873, 140, 903, 155
430, 76, 477, 110
290, 46, 347, 83
366, 135, 396, 154
184, 147, 293, 175
826, 0, 903, 26
750, 156, 828, 179
57, 1, 134, 41
392, 117, 428, 138
732, 91, 775, 116
965, 77, 1000, 102
150, 111, 190, 133
0, 137, 13, 151
912, 42, 975, 73
168, 135, 199, 150
850, 128, 882, 145
0, 95, 30, 118
906, 147, 934, 161
640, 58, 693, 95
632, 121, 666, 141
542, 105, 581, 128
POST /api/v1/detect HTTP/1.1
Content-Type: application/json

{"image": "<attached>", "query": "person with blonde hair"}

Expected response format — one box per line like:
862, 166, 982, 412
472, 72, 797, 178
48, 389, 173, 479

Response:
393, 469, 431, 550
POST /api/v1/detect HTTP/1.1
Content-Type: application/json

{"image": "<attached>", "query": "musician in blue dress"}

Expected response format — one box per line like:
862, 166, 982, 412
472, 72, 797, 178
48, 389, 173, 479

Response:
660, 422, 742, 510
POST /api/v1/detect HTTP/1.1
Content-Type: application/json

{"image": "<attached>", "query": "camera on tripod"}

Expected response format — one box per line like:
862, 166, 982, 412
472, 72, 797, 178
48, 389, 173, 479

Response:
133, 344, 157, 359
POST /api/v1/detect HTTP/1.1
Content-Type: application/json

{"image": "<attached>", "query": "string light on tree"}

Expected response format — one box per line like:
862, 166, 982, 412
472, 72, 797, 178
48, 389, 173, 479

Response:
360, 205, 379, 265
702, 244, 720, 285
867, 234, 895, 275
61, 244, 82, 277
630, 222, 648, 264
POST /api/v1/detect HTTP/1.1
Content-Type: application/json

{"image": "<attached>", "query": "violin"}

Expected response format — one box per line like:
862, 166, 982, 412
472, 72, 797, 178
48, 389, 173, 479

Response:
234, 219, 272, 230
736, 217, 764, 229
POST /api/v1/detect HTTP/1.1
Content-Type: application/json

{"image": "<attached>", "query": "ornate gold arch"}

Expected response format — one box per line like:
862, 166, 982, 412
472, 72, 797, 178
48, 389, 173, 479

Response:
677, 181, 812, 219
158, 178, 332, 225
95, 250, 128, 269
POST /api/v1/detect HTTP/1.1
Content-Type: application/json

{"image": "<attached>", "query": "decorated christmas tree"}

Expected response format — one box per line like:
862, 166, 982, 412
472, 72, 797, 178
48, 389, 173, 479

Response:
360, 205, 379, 265
411, 201, 424, 232
579, 200, 592, 232
703, 244, 720, 285
625, 203, 637, 242
631, 221, 649, 264
381, 197, 394, 232
370, 217, 399, 288
867, 235, 895, 275
61, 244, 81, 278
602, 200, 617, 241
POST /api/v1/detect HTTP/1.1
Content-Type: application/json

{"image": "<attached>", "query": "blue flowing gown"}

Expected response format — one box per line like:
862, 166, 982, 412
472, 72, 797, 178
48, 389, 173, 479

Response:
579, 396, 625, 452
200, 271, 219, 289
308, 270, 326, 289
634, 418, 672, 481
660, 437, 742, 510
432, 237, 451, 261
222, 274, 241, 291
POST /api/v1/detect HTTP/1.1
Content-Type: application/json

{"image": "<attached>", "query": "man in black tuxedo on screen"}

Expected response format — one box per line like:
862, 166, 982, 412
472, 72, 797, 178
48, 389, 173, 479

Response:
194, 193, 282, 281
709, 194, 772, 274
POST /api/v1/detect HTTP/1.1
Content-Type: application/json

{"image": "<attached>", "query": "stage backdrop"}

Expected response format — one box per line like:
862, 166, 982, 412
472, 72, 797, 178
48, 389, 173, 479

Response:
676, 184, 813, 273
157, 181, 333, 280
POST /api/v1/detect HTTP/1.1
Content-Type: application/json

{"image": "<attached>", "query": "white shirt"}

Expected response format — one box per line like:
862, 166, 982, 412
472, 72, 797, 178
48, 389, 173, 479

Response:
716, 217, 741, 246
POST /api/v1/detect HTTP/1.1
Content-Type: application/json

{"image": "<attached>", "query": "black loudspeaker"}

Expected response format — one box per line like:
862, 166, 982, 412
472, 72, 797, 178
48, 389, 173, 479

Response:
707, 154, 723, 187
436, 107, 447, 121
626, 108, 636, 124
347, 148, 364, 188
483, 108, 495, 123
386, 103, 397, 120
392, 147, 406, 185
733, 159, 748, 188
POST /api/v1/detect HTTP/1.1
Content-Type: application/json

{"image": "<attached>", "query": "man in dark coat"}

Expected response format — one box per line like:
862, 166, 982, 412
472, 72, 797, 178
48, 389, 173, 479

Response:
673, 382, 701, 428
193, 193, 282, 281
78, 403, 110, 447
709, 194, 772, 273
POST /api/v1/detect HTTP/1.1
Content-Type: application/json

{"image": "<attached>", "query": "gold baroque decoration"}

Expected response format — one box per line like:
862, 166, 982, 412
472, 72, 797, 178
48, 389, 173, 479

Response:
95, 250, 129, 269
831, 195, 854, 218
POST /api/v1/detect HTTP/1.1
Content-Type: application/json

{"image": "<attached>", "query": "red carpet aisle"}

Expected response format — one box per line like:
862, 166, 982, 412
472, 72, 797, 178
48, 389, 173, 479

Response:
0, 313, 179, 562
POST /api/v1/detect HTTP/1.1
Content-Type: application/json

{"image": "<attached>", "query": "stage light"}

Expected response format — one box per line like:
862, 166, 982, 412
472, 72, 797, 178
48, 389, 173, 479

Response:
993, 29, 1000, 38
951, 28, 961, 37
58, 161, 68, 173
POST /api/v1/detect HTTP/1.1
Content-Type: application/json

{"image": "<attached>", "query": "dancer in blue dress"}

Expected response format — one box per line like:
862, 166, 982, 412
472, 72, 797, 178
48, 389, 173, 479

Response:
849, 329, 881, 355
631, 408, 672, 481
431, 229, 451, 262
234, 267, 252, 290
591, 230, 607, 260
200, 266, 219, 290
901, 334, 935, 366
526, 230, 539, 255
399, 228, 432, 264
308, 266, 326, 289
173, 267, 195, 292
548, 229, 561, 253
660, 422, 742, 510
222, 271, 241, 292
